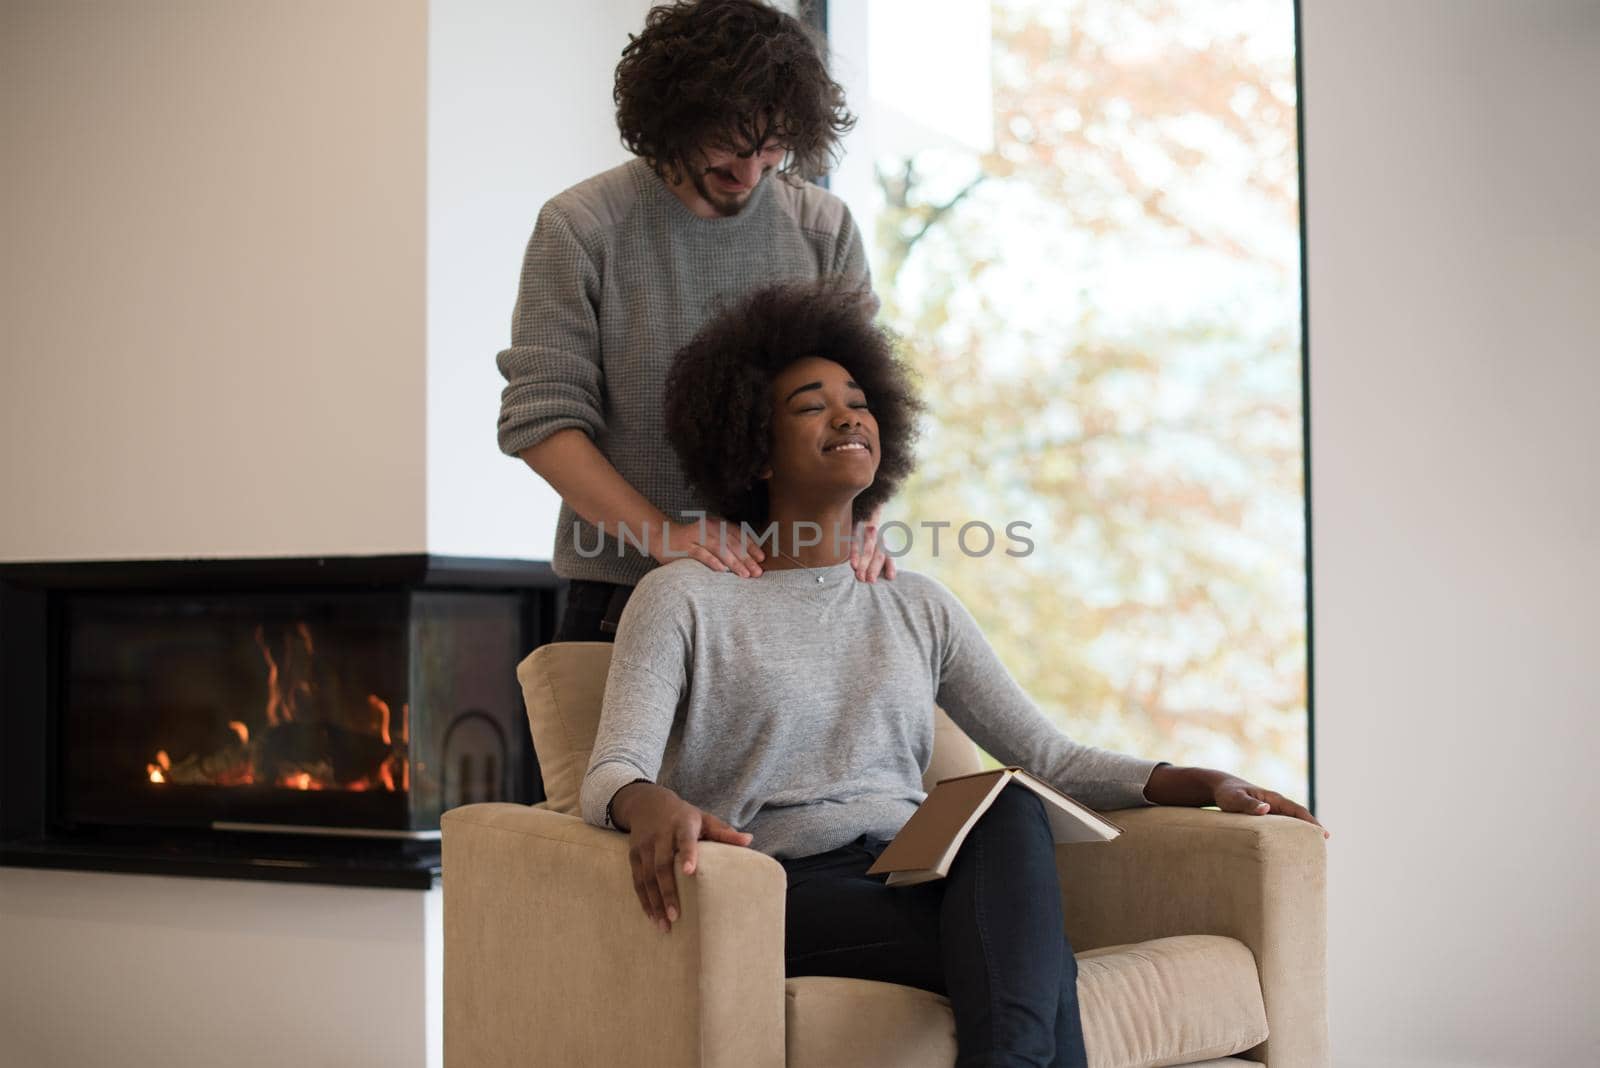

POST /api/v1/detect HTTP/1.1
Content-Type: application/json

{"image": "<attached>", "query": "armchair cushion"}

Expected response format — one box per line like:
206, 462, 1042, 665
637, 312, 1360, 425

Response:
516, 641, 613, 815
784, 935, 1265, 1068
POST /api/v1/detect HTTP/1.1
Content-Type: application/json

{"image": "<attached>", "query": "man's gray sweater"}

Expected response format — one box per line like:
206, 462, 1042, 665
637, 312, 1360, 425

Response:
580, 559, 1163, 860
495, 158, 869, 585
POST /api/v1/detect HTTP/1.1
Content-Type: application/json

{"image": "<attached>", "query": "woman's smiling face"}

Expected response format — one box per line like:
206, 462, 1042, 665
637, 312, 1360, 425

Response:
763, 356, 881, 502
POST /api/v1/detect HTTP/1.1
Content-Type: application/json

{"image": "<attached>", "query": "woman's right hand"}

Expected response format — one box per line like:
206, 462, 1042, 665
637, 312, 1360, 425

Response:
656, 516, 765, 578
610, 782, 754, 933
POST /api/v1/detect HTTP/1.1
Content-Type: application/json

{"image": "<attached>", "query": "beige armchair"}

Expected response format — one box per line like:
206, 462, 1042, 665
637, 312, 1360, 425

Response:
443, 643, 1328, 1067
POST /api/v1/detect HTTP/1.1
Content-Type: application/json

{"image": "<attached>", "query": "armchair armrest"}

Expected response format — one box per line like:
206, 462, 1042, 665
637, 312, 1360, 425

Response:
1056, 807, 1329, 1068
443, 803, 789, 1068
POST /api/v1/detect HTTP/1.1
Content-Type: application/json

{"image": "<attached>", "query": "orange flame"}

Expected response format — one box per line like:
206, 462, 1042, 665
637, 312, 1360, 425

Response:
254, 626, 282, 727
368, 694, 392, 746
145, 620, 415, 796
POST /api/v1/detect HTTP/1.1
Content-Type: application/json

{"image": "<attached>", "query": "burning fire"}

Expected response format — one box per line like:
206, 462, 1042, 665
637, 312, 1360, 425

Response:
145, 622, 409, 793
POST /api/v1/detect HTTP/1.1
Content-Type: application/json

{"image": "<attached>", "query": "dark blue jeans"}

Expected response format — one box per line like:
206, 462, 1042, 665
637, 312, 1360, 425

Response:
781, 788, 1088, 1068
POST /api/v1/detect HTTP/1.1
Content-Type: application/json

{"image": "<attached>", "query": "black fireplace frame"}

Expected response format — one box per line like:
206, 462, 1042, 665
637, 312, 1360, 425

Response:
0, 554, 562, 889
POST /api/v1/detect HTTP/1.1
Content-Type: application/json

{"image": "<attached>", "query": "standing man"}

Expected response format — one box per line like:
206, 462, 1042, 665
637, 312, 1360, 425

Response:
496, 0, 889, 642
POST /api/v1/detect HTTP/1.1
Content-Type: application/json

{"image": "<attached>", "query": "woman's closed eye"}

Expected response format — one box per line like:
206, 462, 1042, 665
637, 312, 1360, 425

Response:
796, 402, 871, 414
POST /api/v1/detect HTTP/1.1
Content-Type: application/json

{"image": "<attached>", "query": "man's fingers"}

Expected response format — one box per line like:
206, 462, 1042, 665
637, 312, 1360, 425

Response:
697, 523, 751, 578
857, 523, 879, 579
685, 544, 727, 573
695, 517, 761, 576
712, 543, 752, 578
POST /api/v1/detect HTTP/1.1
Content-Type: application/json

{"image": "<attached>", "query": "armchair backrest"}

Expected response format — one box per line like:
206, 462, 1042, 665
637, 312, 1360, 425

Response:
517, 641, 982, 817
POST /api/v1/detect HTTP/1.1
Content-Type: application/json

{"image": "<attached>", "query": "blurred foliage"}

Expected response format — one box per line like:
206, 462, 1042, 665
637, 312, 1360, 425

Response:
872, 0, 1308, 797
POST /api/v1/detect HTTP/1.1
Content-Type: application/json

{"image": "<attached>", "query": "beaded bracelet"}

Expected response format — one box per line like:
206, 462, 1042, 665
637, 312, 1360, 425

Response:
605, 778, 654, 829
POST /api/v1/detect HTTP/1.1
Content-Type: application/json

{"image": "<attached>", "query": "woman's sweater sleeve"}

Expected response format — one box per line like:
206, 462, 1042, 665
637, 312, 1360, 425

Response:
927, 580, 1163, 812
578, 574, 693, 830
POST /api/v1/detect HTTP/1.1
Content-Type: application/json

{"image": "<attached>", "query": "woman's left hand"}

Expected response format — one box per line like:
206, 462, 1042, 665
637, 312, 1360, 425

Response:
850, 506, 896, 583
1144, 764, 1329, 839
1211, 775, 1328, 838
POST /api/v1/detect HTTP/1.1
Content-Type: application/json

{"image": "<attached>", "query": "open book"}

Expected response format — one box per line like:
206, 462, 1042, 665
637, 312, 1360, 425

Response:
865, 767, 1123, 887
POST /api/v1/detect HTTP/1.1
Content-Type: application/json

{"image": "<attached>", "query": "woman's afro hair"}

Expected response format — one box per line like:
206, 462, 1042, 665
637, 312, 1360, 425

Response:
664, 280, 923, 528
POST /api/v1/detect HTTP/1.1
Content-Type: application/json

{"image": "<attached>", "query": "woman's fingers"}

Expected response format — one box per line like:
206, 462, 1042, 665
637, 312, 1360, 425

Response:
1221, 782, 1332, 839
1216, 782, 1270, 814
1256, 790, 1330, 837
653, 834, 683, 929
629, 846, 663, 926
700, 812, 754, 852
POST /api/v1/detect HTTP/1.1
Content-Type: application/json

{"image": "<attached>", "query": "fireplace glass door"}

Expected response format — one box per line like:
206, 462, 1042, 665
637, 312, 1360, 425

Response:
57, 589, 523, 834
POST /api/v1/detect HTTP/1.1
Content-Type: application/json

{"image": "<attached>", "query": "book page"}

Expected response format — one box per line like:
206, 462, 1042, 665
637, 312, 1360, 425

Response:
867, 768, 1011, 877
1012, 769, 1123, 842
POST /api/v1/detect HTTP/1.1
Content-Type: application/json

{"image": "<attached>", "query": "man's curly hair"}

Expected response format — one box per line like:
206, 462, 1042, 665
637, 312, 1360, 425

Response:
615, 0, 855, 182
664, 281, 923, 529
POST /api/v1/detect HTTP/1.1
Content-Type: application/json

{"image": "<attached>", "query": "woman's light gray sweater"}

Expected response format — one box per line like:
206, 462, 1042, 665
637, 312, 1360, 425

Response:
580, 559, 1163, 860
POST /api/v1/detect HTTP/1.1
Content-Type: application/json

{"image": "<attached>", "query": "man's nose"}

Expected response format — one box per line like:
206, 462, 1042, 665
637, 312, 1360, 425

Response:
731, 155, 764, 187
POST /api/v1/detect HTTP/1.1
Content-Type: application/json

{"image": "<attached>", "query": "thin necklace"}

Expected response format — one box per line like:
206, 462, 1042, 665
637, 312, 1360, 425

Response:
766, 544, 846, 585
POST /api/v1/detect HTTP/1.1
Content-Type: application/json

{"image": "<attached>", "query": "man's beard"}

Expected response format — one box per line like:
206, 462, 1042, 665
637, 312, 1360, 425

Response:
690, 168, 763, 217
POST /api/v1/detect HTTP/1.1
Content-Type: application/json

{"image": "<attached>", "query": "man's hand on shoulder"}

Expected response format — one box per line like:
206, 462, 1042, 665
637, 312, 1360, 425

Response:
850, 504, 897, 583
658, 516, 765, 579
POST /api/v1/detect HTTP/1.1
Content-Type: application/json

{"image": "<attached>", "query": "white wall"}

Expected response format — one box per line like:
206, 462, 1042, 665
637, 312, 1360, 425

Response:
1302, 2, 1600, 1065
0, 0, 429, 561
425, 0, 654, 559
0, 3, 656, 1065
0, 868, 442, 1068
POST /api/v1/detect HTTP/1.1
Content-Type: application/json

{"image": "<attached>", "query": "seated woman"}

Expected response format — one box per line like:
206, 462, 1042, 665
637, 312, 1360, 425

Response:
579, 280, 1324, 1067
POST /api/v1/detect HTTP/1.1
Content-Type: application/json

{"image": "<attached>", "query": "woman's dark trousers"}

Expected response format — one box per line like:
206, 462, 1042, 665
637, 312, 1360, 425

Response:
782, 788, 1088, 1068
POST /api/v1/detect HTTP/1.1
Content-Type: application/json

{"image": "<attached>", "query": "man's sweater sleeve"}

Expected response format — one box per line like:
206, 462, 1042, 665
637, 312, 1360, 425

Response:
829, 202, 884, 318
926, 580, 1163, 812
832, 201, 871, 282
578, 574, 693, 830
495, 203, 606, 457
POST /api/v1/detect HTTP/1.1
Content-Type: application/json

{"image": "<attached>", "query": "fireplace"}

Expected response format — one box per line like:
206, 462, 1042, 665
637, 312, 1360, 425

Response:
1, 555, 562, 887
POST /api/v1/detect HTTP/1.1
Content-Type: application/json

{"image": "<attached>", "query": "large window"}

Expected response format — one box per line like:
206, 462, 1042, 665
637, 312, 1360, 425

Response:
830, 0, 1308, 799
